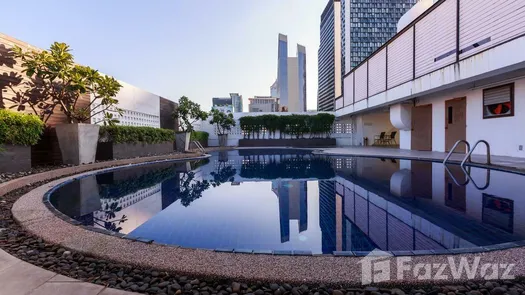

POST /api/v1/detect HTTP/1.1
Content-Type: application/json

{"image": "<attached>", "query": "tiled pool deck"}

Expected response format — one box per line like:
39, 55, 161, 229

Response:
315, 146, 525, 172
0, 248, 132, 295
3, 147, 525, 293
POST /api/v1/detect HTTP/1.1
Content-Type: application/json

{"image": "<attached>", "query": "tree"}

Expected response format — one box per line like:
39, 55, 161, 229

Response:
172, 96, 208, 132
209, 108, 236, 135
11, 42, 123, 125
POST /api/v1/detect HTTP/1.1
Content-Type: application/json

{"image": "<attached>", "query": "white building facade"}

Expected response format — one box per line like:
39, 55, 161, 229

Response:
336, 0, 525, 158
90, 80, 175, 129
248, 96, 279, 113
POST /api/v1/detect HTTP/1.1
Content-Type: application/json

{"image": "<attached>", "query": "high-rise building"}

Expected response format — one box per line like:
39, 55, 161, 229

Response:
230, 93, 243, 113
248, 96, 279, 112
318, 0, 416, 111
341, 0, 416, 72
317, 0, 342, 111
275, 34, 307, 112
270, 80, 279, 98
212, 97, 233, 113
297, 45, 307, 112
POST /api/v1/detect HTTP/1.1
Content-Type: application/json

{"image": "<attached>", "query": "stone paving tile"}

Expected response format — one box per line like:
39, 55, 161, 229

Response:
0, 260, 55, 295
0, 249, 21, 273
28, 281, 104, 295
47, 274, 79, 282
98, 288, 136, 295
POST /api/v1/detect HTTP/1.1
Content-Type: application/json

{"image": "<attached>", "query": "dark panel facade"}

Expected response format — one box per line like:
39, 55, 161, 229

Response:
159, 97, 178, 130
342, 0, 416, 70
318, 0, 337, 112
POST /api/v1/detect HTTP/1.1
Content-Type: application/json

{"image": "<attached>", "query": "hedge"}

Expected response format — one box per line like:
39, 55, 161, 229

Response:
99, 126, 175, 144
239, 113, 335, 139
190, 131, 209, 143
0, 109, 44, 146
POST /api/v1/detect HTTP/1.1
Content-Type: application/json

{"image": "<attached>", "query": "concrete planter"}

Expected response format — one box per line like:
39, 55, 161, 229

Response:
238, 138, 336, 147
0, 145, 31, 173
96, 141, 174, 161
218, 134, 228, 147
55, 123, 100, 165
176, 132, 190, 152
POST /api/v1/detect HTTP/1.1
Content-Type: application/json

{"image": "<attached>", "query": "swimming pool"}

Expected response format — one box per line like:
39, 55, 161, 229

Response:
48, 149, 525, 255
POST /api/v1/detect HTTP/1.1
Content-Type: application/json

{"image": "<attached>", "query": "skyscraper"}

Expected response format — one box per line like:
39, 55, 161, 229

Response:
318, 0, 416, 111
317, 0, 342, 112
341, 0, 416, 71
297, 45, 307, 112
275, 34, 307, 112
230, 93, 243, 113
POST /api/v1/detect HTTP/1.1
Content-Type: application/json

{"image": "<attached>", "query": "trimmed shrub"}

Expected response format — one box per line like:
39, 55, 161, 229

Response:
0, 109, 44, 146
239, 113, 335, 139
190, 131, 209, 143
99, 126, 175, 144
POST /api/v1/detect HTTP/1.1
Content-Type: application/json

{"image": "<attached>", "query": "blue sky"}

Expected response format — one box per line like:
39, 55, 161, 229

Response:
1, 0, 327, 111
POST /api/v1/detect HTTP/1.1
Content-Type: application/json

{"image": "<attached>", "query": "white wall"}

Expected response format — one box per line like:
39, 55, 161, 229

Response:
467, 78, 525, 157
401, 77, 525, 157
91, 80, 161, 127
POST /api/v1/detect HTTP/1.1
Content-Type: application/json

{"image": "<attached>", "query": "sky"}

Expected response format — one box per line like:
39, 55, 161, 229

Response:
0, 0, 327, 111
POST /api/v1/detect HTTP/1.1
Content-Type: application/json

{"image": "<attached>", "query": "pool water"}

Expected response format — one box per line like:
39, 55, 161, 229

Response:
49, 149, 525, 254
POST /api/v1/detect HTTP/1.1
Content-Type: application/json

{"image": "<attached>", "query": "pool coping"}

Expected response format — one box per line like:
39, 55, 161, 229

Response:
9, 148, 525, 285
40, 151, 525, 258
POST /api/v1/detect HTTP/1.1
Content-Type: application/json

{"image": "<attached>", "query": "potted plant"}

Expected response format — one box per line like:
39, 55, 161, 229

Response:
12, 42, 122, 165
172, 96, 208, 152
209, 108, 236, 147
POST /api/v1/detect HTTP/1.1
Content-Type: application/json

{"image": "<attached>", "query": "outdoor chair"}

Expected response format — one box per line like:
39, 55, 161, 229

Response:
384, 131, 397, 145
374, 132, 386, 145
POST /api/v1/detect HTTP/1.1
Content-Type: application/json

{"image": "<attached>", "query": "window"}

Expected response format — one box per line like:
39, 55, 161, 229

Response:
483, 84, 514, 119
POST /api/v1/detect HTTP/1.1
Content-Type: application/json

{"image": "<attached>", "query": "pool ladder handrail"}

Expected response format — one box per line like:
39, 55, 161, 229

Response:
192, 141, 206, 153
443, 139, 491, 190
442, 140, 471, 165
443, 139, 491, 167
461, 140, 491, 167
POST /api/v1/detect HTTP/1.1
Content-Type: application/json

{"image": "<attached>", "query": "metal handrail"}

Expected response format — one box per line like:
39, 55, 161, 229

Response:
443, 140, 471, 165
444, 164, 470, 186
192, 141, 206, 153
461, 165, 491, 190
460, 140, 491, 167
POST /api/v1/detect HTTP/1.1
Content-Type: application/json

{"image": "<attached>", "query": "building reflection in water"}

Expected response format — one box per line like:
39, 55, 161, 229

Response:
322, 156, 524, 252
49, 150, 525, 254
272, 181, 308, 242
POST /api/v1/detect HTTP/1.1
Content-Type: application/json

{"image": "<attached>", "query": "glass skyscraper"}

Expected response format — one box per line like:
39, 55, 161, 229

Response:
318, 0, 416, 111
317, 0, 342, 112
297, 45, 307, 112
341, 0, 416, 71
230, 93, 243, 113
275, 34, 307, 112
277, 34, 289, 111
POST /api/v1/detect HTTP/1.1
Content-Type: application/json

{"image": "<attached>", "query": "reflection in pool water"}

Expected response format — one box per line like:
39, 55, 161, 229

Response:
49, 149, 525, 254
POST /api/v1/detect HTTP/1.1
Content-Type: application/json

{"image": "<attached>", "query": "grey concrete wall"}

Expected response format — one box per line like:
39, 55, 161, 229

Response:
0, 145, 31, 172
